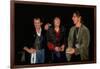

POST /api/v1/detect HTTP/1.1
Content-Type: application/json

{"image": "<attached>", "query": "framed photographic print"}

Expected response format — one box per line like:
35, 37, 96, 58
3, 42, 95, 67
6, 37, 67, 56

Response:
11, 0, 96, 68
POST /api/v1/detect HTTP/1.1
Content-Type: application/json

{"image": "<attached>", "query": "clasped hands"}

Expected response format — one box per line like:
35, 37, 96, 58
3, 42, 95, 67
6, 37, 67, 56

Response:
66, 47, 75, 54
23, 47, 36, 54
54, 45, 65, 52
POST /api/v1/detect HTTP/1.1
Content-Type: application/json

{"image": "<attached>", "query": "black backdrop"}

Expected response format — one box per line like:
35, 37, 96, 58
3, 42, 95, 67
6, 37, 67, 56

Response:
15, 3, 95, 64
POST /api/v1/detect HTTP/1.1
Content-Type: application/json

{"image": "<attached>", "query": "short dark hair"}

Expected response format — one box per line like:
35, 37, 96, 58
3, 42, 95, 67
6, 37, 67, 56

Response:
54, 16, 61, 20
73, 11, 81, 17
73, 11, 83, 23
32, 17, 41, 23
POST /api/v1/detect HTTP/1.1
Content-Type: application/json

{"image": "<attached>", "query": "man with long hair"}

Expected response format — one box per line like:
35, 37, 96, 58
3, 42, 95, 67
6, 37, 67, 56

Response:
66, 11, 90, 62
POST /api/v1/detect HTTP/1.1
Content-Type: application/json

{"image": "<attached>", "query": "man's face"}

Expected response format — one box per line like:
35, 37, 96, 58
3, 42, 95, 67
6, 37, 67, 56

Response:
72, 13, 79, 25
54, 17, 61, 27
34, 19, 41, 29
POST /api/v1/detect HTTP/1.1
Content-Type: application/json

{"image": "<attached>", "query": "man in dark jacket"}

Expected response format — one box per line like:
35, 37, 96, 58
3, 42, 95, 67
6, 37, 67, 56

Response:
23, 17, 47, 64
46, 17, 66, 63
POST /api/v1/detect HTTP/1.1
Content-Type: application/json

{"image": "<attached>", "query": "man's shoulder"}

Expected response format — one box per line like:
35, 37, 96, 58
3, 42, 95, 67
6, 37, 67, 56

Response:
70, 26, 76, 31
81, 24, 89, 32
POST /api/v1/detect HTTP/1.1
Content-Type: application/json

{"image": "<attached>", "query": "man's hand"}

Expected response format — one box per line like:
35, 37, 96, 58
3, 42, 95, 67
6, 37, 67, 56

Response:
44, 23, 49, 30
54, 46, 61, 52
23, 47, 36, 54
60, 45, 65, 52
29, 48, 36, 54
66, 47, 75, 54
23, 47, 29, 52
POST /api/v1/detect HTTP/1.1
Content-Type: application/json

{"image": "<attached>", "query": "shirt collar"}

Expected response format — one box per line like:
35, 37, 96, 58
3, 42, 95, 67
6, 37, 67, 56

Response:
36, 28, 42, 36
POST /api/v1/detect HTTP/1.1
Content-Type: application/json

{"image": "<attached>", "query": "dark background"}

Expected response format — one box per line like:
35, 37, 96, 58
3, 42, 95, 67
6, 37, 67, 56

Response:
15, 3, 95, 65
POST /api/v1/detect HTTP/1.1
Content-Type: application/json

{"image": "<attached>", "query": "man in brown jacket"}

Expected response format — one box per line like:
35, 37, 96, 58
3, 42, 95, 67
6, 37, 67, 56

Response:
66, 11, 90, 62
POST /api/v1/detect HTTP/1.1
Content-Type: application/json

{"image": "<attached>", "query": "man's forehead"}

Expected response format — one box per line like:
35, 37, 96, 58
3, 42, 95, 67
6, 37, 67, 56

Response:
34, 19, 41, 22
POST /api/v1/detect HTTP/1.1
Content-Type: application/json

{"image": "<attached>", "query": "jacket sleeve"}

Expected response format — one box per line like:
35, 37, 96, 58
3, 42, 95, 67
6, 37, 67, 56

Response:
68, 27, 74, 48
79, 28, 90, 60
46, 28, 55, 50
66, 27, 74, 61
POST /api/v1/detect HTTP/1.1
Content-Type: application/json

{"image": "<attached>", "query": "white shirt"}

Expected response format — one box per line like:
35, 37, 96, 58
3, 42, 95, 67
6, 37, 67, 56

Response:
36, 28, 42, 36
30, 28, 42, 64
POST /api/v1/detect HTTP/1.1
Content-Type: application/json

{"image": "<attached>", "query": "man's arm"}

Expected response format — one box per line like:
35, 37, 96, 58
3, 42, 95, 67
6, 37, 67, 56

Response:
66, 28, 74, 61
79, 28, 90, 60
23, 47, 36, 54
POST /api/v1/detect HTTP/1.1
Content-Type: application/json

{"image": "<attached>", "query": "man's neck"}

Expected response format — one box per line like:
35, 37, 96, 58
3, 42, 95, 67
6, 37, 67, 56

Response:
36, 28, 41, 33
75, 22, 81, 28
36, 28, 41, 36
55, 26, 60, 29
55, 26, 60, 32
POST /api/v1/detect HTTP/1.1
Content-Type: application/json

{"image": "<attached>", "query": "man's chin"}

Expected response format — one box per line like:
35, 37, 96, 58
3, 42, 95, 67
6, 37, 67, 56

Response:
73, 22, 77, 25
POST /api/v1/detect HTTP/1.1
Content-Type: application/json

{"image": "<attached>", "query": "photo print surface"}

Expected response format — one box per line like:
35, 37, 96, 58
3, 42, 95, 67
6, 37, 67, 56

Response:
11, 1, 96, 68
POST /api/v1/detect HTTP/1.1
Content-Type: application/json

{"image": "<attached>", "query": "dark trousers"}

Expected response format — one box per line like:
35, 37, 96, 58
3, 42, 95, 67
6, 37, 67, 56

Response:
70, 54, 81, 62
51, 52, 66, 63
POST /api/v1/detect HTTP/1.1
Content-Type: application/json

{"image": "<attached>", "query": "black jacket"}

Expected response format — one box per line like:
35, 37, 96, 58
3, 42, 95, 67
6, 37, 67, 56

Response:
24, 29, 47, 50
47, 26, 66, 47
22, 29, 47, 64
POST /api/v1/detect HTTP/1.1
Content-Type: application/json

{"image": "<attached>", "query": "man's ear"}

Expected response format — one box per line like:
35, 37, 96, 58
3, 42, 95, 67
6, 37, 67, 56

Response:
41, 22, 43, 25
79, 16, 81, 22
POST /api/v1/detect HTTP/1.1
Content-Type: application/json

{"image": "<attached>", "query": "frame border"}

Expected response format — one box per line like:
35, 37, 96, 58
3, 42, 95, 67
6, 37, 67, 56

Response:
10, 0, 96, 68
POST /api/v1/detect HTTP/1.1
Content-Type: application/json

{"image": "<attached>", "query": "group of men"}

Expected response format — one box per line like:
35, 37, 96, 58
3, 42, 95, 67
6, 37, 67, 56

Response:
21, 11, 90, 64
